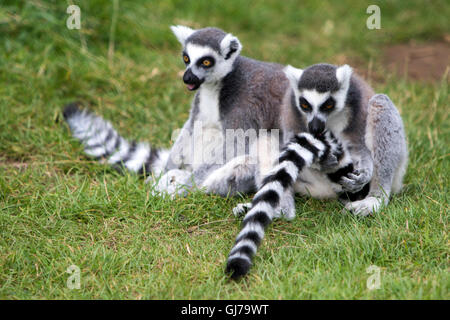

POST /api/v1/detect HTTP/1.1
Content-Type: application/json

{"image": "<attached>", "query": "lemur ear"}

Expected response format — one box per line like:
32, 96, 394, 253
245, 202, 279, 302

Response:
283, 65, 304, 89
170, 25, 195, 46
220, 33, 242, 60
336, 64, 352, 87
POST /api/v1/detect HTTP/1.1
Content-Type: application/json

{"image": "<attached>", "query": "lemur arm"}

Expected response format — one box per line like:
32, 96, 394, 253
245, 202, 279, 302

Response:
164, 120, 193, 171
148, 120, 195, 197
340, 138, 373, 193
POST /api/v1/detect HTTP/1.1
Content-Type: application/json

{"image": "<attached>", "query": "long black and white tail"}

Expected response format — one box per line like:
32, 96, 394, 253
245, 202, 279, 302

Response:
225, 132, 341, 279
63, 102, 169, 176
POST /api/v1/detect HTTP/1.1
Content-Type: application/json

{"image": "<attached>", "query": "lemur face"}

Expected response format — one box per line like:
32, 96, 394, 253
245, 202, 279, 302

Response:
284, 64, 352, 135
171, 26, 242, 91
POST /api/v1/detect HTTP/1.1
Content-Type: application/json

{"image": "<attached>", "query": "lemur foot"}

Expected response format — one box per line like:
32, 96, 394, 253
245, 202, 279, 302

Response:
340, 168, 372, 193
279, 196, 295, 220
232, 202, 252, 217
148, 169, 193, 199
344, 196, 383, 216
232, 202, 295, 220
280, 204, 296, 221
200, 155, 255, 195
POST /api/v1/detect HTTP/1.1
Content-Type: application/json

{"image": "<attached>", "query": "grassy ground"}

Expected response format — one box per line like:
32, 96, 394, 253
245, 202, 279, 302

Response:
0, 0, 449, 299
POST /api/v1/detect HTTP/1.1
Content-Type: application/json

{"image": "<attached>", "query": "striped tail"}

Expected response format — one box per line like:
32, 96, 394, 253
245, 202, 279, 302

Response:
63, 102, 169, 176
225, 132, 337, 279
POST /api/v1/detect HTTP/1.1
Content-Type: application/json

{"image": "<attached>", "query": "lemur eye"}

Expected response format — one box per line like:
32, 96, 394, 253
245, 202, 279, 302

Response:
320, 98, 336, 112
299, 98, 311, 111
183, 55, 190, 64
197, 56, 215, 68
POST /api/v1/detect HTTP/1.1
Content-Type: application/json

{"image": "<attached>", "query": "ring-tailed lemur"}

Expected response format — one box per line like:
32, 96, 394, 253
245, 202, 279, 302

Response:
226, 63, 408, 278
282, 63, 408, 214
63, 26, 299, 197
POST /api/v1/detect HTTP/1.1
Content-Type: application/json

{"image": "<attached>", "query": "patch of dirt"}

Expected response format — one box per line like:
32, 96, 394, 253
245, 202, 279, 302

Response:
382, 38, 450, 82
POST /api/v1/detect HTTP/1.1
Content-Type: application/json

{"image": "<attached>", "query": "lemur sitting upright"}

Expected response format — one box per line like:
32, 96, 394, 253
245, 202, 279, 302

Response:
64, 26, 300, 197
226, 63, 408, 278
282, 63, 408, 215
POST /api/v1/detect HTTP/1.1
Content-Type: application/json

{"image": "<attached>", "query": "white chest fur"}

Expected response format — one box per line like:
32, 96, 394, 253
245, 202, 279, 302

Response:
295, 168, 341, 199
197, 84, 221, 127
190, 84, 224, 168
294, 137, 353, 199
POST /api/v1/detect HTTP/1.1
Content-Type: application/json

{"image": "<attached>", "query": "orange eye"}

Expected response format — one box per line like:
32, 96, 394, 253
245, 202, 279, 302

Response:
183, 55, 189, 63
202, 59, 211, 67
325, 104, 333, 109
301, 104, 309, 110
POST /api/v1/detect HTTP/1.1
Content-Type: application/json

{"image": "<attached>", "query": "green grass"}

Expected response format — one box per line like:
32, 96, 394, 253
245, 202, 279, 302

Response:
0, 0, 449, 299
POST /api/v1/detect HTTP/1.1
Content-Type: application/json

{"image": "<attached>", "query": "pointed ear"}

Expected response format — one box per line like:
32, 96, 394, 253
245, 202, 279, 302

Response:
283, 65, 303, 89
220, 33, 242, 60
336, 64, 352, 87
170, 25, 195, 46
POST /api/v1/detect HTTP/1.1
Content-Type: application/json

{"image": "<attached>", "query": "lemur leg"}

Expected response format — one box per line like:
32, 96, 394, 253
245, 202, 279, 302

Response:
146, 121, 197, 197
150, 155, 256, 198
150, 169, 194, 198
199, 155, 257, 196
231, 132, 296, 219
345, 94, 407, 216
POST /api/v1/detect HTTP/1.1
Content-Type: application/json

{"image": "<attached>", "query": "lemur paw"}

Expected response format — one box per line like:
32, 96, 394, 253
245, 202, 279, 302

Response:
340, 168, 371, 193
232, 202, 252, 217
319, 153, 340, 172
281, 207, 296, 221
280, 199, 296, 220
149, 169, 192, 199
344, 197, 383, 216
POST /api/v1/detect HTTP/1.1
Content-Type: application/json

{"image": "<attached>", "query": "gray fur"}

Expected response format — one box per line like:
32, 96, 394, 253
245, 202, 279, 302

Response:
186, 27, 227, 53
219, 57, 288, 131
297, 63, 340, 92
344, 94, 408, 214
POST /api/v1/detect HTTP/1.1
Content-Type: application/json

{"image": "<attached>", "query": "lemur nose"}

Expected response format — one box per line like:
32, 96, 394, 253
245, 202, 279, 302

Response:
308, 118, 326, 135
183, 68, 199, 84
